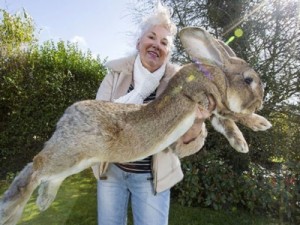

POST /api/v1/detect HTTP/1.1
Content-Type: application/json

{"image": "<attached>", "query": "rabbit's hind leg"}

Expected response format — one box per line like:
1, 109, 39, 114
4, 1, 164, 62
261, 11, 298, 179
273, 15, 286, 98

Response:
36, 156, 100, 211
0, 163, 40, 225
36, 178, 64, 211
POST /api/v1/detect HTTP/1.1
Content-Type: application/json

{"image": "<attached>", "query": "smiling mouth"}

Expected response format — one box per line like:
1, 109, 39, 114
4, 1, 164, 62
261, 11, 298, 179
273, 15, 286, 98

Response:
148, 51, 159, 58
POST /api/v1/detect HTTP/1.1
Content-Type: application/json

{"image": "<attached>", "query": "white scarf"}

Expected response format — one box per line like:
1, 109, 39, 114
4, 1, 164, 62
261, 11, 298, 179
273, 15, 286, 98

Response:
114, 54, 166, 104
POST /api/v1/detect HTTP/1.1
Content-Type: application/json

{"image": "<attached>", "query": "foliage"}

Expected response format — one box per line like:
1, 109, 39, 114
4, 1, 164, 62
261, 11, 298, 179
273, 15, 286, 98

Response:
173, 151, 300, 224
0, 8, 36, 56
0, 9, 106, 177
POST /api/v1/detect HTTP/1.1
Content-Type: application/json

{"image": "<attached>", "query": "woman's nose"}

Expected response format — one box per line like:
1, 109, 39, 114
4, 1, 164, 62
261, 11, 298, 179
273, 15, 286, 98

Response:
152, 41, 161, 50
152, 42, 159, 49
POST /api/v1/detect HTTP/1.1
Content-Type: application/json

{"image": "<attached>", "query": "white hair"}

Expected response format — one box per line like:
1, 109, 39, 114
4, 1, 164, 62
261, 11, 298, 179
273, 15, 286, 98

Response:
136, 2, 177, 52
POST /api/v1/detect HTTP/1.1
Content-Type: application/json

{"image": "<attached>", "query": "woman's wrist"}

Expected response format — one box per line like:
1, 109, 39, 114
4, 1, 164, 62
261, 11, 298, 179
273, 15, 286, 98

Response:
182, 121, 203, 144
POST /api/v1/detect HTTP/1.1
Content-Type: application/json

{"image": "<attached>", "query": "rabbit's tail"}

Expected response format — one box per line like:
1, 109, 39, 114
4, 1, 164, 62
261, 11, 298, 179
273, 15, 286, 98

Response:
0, 163, 39, 225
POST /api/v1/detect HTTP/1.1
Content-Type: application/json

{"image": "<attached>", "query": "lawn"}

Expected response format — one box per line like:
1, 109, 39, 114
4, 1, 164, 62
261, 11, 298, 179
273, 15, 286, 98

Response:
0, 170, 284, 225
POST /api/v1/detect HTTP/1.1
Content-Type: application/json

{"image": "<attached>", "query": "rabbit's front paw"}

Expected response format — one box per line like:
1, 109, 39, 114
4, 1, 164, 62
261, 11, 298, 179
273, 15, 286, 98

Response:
228, 136, 249, 153
239, 114, 272, 131
251, 117, 272, 131
211, 116, 249, 153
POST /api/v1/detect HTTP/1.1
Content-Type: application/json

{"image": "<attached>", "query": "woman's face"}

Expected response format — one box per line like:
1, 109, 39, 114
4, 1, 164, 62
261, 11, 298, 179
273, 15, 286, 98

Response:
137, 25, 171, 72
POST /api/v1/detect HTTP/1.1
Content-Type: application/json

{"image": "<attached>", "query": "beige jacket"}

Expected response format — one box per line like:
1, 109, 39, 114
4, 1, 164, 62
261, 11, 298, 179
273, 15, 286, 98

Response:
92, 54, 207, 193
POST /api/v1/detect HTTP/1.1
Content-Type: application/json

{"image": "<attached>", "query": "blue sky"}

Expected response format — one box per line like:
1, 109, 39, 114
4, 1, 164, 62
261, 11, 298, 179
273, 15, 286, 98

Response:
0, 0, 138, 60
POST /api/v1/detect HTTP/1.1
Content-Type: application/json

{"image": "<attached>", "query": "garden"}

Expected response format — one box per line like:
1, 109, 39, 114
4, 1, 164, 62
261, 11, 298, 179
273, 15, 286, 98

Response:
1, 0, 299, 224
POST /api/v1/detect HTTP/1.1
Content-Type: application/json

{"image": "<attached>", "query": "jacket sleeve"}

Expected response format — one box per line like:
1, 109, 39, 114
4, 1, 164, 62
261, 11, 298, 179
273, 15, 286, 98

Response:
169, 122, 208, 158
95, 69, 114, 101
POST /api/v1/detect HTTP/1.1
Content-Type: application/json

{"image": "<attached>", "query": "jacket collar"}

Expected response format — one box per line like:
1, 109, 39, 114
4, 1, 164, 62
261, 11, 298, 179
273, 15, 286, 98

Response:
105, 54, 180, 81
105, 54, 136, 75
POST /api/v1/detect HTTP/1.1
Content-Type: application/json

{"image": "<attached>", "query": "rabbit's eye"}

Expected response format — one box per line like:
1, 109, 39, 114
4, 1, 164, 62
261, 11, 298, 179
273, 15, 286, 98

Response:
244, 77, 253, 85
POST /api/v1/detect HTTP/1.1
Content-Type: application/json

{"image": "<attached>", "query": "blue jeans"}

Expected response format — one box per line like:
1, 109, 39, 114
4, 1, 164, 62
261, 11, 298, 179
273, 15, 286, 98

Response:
97, 164, 170, 225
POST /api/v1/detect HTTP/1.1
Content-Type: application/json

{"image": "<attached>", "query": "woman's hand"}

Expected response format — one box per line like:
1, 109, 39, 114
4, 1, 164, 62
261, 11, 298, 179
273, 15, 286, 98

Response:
182, 95, 216, 144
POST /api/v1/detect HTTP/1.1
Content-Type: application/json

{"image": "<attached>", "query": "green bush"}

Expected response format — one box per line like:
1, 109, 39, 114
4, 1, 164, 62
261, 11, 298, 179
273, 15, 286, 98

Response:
0, 41, 106, 177
174, 151, 300, 224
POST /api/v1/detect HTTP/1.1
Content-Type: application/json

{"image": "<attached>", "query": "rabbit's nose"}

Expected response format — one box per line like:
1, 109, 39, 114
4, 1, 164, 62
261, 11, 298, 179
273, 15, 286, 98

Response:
258, 102, 264, 110
255, 99, 263, 111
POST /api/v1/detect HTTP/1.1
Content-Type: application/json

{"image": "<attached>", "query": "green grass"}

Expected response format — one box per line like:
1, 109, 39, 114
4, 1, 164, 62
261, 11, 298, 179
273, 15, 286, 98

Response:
168, 204, 279, 225
0, 170, 285, 225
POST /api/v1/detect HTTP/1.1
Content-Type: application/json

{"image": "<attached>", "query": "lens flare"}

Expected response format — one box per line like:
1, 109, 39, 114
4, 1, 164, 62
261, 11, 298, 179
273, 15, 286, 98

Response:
225, 28, 244, 45
234, 28, 244, 38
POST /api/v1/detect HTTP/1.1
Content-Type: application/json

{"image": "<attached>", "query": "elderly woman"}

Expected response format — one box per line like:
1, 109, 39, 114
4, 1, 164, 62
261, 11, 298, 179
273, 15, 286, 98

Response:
93, 4, 213, 225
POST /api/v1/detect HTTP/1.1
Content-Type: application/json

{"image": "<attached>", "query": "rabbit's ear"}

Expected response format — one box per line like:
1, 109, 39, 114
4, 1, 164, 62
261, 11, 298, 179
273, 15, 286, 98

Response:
179, 27, 247, 73
179, 27, 224, 66
217, 40, 236, 57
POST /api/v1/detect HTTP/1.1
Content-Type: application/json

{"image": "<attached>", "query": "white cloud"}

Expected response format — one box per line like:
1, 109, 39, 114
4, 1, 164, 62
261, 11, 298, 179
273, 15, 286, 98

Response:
70, 35, 88, 48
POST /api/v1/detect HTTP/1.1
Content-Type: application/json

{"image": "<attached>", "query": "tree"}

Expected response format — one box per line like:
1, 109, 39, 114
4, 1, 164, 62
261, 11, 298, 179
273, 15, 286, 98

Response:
0, 9, 36, 57
0, 9, 106, 177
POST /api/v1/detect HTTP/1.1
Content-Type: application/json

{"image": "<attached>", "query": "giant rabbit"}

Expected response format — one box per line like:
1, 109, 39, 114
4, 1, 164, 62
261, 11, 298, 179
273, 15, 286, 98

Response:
0, 27, 271, 225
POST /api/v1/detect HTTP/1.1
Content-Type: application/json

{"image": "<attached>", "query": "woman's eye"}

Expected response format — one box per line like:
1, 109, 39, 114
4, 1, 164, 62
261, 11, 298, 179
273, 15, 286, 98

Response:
161, 41, 168, 46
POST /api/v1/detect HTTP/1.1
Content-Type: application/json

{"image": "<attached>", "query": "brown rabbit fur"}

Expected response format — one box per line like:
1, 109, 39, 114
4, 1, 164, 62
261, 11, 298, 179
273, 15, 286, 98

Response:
0, 27, 271, 225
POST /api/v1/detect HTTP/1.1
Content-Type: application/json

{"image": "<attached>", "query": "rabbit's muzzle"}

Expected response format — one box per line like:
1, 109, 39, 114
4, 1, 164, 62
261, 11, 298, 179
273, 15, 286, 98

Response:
226, 85, 264, 115
244, 98, 263, 113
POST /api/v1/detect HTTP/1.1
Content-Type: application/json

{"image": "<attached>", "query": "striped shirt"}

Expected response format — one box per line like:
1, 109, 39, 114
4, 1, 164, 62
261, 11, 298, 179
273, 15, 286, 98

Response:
115, 84, 156, 173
